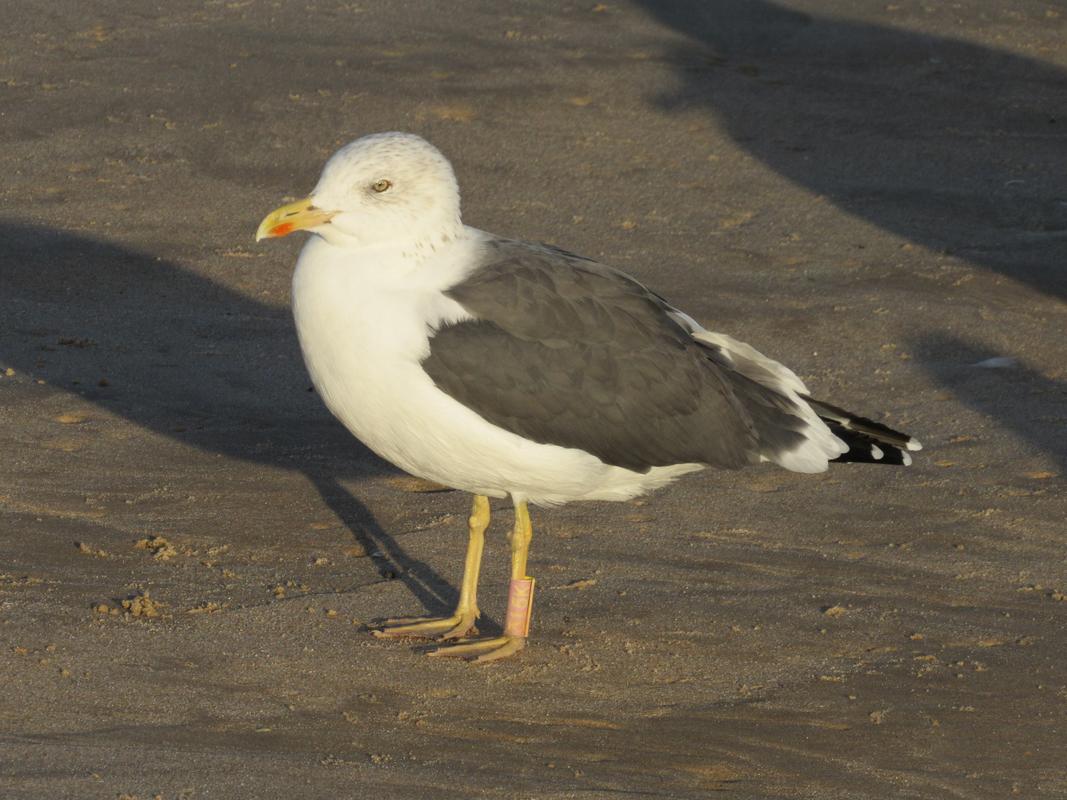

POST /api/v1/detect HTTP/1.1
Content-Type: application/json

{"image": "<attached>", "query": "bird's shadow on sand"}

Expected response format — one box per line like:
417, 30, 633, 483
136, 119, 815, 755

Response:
636, 0, 1067, 303
0, 220, 461, 617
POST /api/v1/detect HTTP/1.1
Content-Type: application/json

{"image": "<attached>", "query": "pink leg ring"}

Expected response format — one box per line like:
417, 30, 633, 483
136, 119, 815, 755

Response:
504, 578, 535, 637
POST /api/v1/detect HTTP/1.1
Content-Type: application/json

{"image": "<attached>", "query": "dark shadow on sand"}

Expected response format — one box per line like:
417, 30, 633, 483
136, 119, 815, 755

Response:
307, 472, 473, 619
0, 220, 458, 614
635, 0, 1067, 303
907, 331, 1067, 471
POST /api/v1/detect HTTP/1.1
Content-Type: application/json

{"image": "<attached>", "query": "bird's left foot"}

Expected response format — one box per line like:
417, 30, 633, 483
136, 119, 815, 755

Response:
426, 635, 526, 663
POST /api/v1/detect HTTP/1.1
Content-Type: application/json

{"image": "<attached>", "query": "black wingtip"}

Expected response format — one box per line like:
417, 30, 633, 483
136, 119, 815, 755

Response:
804, 396, 920, 465
826, 424, 915, 466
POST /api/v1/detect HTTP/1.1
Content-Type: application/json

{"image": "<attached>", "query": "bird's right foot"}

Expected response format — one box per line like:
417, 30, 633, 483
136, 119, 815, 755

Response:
371, 611, 478, 641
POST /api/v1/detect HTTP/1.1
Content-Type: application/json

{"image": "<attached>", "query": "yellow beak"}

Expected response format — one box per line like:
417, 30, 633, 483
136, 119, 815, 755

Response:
255, 197, 336, 242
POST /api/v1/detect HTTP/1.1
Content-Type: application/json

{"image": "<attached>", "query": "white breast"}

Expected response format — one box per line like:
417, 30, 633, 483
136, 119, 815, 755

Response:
290, 232, 703, 505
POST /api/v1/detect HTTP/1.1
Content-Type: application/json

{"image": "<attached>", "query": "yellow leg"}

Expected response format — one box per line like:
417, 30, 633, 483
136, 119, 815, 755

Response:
373, 495, 489, 640
429, 499, 535, 663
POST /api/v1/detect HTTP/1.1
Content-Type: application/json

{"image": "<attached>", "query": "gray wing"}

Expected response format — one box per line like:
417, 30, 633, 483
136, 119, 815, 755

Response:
422, 238, 808, 473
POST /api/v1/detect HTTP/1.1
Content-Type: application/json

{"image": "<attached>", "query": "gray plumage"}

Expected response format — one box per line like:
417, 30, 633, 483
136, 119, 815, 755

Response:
422, 238, 815, 473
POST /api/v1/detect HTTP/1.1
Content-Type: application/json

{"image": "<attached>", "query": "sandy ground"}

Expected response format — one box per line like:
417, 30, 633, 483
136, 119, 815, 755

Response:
2, 1, 1066, 797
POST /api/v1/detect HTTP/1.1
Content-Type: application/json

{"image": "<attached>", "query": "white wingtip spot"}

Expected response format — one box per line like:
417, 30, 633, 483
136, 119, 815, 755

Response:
902, 451, 913, 466
871, 445, 884, 460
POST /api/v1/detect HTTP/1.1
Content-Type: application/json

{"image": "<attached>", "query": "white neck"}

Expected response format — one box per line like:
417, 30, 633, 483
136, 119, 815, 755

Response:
298, 225, 487, 294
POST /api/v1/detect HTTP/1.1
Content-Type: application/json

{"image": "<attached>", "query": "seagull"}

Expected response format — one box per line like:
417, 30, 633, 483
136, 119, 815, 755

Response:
256, 132, 921, 663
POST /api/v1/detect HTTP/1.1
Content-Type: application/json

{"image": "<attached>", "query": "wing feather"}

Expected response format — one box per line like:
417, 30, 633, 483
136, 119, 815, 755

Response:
422, 239, 767, 472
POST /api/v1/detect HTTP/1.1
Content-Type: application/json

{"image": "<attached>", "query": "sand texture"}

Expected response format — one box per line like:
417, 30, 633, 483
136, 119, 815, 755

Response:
1, 2, 1065, 797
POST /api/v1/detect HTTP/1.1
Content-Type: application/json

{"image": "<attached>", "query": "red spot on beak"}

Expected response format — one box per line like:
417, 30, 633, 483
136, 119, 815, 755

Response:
271, 222, 295, 237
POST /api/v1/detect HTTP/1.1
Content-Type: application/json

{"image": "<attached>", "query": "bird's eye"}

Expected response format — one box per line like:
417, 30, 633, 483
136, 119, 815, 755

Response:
371, 179, 392, 193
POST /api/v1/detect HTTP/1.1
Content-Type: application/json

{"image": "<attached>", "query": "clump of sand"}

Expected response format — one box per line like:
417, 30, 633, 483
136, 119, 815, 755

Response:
135, 535, 176, 560
122, 591, 163, 618
75, 541, 109, 558
95, 591, 164, 619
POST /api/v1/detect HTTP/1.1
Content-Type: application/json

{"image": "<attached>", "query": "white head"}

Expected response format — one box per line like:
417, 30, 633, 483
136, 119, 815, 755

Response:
257, 132, 462, 249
